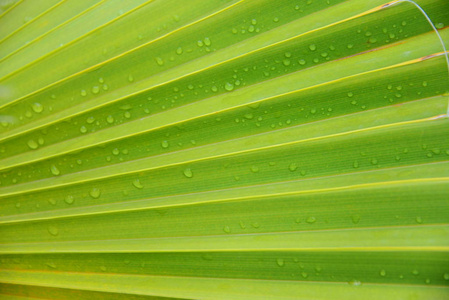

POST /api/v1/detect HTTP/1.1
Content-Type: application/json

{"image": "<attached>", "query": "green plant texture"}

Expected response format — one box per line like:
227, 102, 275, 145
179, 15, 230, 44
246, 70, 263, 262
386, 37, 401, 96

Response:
0, 0, 449, 299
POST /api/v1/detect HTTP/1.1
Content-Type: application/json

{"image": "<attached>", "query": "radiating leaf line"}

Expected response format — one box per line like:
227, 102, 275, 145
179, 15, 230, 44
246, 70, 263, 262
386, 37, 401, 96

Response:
0, 0, 107, 63
0, 0, 396, 115
0, 0, 65, 45
0, 0, 23, 19
1, 224, 448, 253
0, 112, 445, 198
0, 0, 156, 81
0, 176, 447, 224
0, 47, 443, 170
1, 7, 444, 150
0, 0, 243, 105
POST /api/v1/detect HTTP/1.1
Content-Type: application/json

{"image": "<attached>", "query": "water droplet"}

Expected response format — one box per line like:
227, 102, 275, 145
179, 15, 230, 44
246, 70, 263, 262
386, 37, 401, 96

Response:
80, 126, 87, 133
306, 216, 316, 224
204, 37, 211, 46
223, 225, 231, 233
444, 273, 449, 280
352, 214, 360, 224
301, 272, 308, 278
283, 59, 291, 66
133, 179, 144, 189
380, 269, 386, 277
27, 139, 38, 150
161, 140, 169, 148
155, 57, 164, 66
92, 86, 100, 94
175, 47, 184, 56
289, 163, 298, 171
183, 168, 193, 178
347, 44, 354, 49
416, 216, 423, 224
64, 195, 74, 204
112, 148, 120, 155
371, 158, 378, 165
347, 92, 354, 97
368, 37, 377, 43
349, 280, 361, 286
250, 166, 259, 173
273, 17, 279, 22
50, 164, 60, 176
412, 269, 419, 276
48, 225, 59, 236
87, 116, 95, 124
128, 74, 134, 82
197, 40, 204, 47
106, 115, 115, 124
225, 82, 234, 91
32, 103, 43, 113
309, 44, 317, 51
298, 59, 306, 65
277, 258, 285, 267
89, 188, 101, 199
81, 90, 87, 96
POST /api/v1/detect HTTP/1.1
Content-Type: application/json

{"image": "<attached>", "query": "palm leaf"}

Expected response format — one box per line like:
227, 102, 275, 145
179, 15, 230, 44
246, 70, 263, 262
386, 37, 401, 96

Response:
1, 0, 448, 299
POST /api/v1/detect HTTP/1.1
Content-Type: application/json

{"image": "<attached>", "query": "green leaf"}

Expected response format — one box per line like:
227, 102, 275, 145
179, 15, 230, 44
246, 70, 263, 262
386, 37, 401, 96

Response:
1, 0, 449, 299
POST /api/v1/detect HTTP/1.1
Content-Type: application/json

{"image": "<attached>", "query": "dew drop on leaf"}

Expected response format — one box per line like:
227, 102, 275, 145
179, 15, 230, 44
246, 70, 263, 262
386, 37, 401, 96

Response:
306, 216, 316, 224
48, 225, 59, 236
277, 258, 285, 267
289, 163, 298, 172
133, 179, 144, 189
32, 102, 43, 113
50, 164, 60, 176
250, 166, 259, 173
225, 82, 234, 91
27, 139, 38, 149
183, 168, 193, 178
89, 188, 101, 199
64, 195, 74, 204
352, 214, 360, 224
155, 57, 164, 66
92, 86, 100, 94
161, 140, 169, 148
